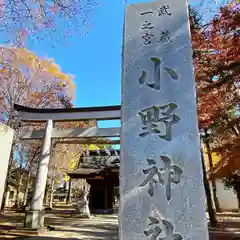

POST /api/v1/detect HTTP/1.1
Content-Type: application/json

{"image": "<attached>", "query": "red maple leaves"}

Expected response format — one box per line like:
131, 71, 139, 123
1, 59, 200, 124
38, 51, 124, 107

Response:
192, 5, 240, 129
192, 4, 240, 176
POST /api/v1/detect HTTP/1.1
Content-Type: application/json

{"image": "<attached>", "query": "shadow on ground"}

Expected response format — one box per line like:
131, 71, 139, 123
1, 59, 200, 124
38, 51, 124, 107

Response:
1, 206, 240, 240
0, 212, 24, 224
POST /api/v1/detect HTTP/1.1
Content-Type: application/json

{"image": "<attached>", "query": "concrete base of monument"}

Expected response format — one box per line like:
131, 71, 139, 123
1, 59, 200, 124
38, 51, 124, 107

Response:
74, 200, 93, 218
24, 210, 45, 229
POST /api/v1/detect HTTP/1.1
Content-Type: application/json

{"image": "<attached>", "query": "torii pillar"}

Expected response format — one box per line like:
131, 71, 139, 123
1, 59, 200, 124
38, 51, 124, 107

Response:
24, 120, 53, 229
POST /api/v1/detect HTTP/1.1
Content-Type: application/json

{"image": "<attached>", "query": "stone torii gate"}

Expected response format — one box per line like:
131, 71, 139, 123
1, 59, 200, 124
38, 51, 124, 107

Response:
14, 104, 121, 229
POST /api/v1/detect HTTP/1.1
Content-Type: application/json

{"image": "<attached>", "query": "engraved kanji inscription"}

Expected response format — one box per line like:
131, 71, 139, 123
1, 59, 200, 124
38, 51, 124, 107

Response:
159, 30, 172, 44
141, 21, 154, 45
142, 33, 154, 45
141, 21, 154, 30
140, 11, 154, 16
158, 5, 171, 16
138, 57, 178, 90
139, 57, 160, 90
144, 216, 183, 240
139, 156, 183, 200
159, 156, 183, 201
143, 216, 162, 240
138, 103, 180, 141
139, 158, 163, 197
139, 11, 155, 45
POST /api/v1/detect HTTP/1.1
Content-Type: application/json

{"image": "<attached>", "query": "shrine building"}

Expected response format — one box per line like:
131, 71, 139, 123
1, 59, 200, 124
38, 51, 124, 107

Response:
67, 149, 120, 213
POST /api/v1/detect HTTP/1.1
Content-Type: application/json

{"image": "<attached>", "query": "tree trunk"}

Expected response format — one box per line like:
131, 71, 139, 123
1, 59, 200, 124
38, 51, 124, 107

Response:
23, 181, 30, 207
49, 178, 55, 209
237, 191, 240, 210
233, 184, 240, 210
23, 156, 36, 207
205, 137, 221, 212
14, 173, 23, 209
23, 170, 32, 207
44, 185, 50, 205
201, 147, 217, 227
23, 187, 29, 207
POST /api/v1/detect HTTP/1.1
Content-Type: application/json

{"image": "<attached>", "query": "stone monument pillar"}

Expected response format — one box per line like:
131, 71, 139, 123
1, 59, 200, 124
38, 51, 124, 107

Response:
25, 120, 53, 229
120, 1, 209, 239
0, 124, 14, 208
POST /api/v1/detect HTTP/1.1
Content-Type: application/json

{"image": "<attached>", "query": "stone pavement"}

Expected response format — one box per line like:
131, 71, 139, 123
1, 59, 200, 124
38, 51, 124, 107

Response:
41, 214, 118, 239
0, 205, 119, 239
0, 205, 240, 239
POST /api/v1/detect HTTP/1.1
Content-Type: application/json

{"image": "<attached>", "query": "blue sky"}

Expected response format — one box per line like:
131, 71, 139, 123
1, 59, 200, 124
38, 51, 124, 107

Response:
26, 0, 226, 108
28, 0, 156, 128
29, 0, 153, 108
26, 0, 227, 128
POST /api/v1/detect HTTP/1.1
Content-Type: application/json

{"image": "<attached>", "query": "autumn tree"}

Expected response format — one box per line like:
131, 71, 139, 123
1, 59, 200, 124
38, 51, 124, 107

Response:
0, 0, 97, 46
9, 141, 41, 210
45, 142, 81, 208
192, 3, 240, 209
0, 46, 75, 211
194, 5, 239, 129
